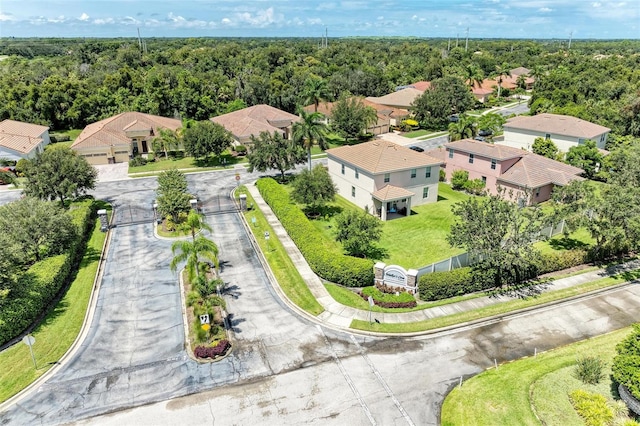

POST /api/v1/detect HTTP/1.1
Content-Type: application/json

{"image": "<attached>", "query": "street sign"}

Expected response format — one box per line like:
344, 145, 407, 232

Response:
199, 314, 210, 325
22, 335, 37, 368
264, 231, 270, 240
368, 296, 374, 307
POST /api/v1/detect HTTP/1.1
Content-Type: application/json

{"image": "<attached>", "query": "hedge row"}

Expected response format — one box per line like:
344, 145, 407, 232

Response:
612, 323, 640, 400
256, 178, 373, 287
0, 200, 96, 346
359, 287, 417, 308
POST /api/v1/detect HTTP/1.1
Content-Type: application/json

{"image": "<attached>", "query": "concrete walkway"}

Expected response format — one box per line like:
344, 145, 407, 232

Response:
246, 182, 640, 329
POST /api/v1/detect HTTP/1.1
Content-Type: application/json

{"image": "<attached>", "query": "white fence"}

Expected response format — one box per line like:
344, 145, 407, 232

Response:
416, 220, 566, 278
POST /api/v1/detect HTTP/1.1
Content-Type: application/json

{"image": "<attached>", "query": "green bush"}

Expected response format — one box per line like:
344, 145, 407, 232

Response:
418, 267, 477, 301
537, 249, 591, 275
568, 389, 613, 426
362, 286, 415, 304
256, 178, 373, 287
234, 145, 247, 154
0, 200, 95, 346
129, 156, 148, 167
463, 178, 485, 195
613, 323, 640, 400
451, 170, 469, 190
439, 168, 446, 182
575, 356, 605, 384
49, 134, 71, 143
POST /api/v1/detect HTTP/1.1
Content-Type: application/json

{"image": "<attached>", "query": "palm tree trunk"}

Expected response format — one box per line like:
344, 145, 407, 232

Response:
307, 148, 312, 170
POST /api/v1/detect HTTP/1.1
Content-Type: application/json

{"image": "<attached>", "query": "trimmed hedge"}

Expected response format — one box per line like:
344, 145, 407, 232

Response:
256, 178, 374, 287
537, 249, 591, 275
0, 200, 95, 346
613, 323, 640, 400
360, 286, 416, 309
418, 267, 475, 301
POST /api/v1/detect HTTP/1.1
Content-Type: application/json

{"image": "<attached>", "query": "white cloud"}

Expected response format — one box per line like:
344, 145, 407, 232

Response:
79, 13, 90, 21
411, 15, 418, 20
93, 17, 115, 25
538, 7, 552, 12
592, 2, 602, 6
231, 7, 282, 28
0, 13, 16, 22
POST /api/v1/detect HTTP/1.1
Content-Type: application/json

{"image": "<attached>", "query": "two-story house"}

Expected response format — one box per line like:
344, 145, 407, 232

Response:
501, 113, 610, 152
0, 120, 51, 161
326, 141, 442, 220
428, 139, 584, 205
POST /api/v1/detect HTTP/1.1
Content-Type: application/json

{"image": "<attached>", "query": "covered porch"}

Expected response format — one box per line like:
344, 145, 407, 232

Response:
372, 185, 414, 221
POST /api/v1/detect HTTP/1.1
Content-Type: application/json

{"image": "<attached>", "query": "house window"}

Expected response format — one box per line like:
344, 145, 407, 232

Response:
448, 149, 454, 159
481, 176, 487, 184
578, 138, 586, 145
351, 186, 355, 197
411, 168, 417, 178
384, 173, 390, 183
425, 166, 432, 178
545, 133, 551, 140
423, 187, 429, 199
341, 164, 345, 174
355, 168, 359, 179
491, 159, 497, 170
535, 188, 540, 198
469, 153, 474, 164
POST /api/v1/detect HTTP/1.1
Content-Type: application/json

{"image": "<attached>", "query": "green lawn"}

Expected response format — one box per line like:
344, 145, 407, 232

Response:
240, 187, 324, 316
0, 211, 108, 403
441, 327, 633, 426
535, 228, 595, 256
129, 153, 247, 174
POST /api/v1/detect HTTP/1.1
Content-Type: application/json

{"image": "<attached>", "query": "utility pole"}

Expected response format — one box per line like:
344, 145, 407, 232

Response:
568, 31, 573, 50
447, 38, 451, 51
137, 27, 142, 52
465, 27, 469, 52
456, 33, 459, 48
325, 27, 328, 48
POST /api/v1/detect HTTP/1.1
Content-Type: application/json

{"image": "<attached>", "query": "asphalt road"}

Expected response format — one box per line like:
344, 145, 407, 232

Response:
3, 166, 640, 425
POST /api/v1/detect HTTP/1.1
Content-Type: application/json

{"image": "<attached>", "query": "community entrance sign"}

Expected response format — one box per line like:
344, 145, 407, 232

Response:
374, 263, 419, 294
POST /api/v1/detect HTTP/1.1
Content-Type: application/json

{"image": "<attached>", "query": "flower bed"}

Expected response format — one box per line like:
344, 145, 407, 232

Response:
359, 286, 417, 309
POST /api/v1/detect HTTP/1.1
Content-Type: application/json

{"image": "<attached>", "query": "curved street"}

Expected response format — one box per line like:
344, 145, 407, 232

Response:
1, 169, 639, 425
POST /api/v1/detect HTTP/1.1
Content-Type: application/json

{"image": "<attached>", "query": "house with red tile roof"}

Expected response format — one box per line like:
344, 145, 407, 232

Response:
303, 97, 410, 135
0, 120, 50, 161
326, 140, 442, 220
428, 139, 584, 205
501, 113, 610, 152
366, 87, 424, 110
210, 104, 299, 146
71, 112, 182, 165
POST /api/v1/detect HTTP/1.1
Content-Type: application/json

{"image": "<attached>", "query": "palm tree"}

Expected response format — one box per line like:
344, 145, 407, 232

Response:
493, 63, 511, 98
292, 109, 328, 170
302, 77, 330, 112
464, 64, 484, 89
180, 210, 212, 242
170, 235, 220, 283
448, 114, 477, 141
152, 128, 180, 159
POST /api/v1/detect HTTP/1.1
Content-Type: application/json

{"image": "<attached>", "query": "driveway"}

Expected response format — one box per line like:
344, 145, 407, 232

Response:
94, 162, 130, 182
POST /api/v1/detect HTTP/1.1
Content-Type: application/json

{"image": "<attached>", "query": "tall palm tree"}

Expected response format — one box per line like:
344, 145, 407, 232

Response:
180, 210, 212, 242
292, 110, 328, 170
302, 77, 330, 112
170, 235, 220, 283
493, 64, 511, 98
464, 64, 484, 89
448, 114, 477, 141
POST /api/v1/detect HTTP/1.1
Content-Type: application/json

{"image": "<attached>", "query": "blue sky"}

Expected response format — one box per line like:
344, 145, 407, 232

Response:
1, 0, 638, 39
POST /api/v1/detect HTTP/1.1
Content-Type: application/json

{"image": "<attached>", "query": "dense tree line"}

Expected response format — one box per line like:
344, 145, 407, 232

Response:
0, 38, 638, 137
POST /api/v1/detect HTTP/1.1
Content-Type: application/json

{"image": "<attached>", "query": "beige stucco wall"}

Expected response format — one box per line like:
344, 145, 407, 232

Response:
75, 145, 130, 165
502, 128, 608, 152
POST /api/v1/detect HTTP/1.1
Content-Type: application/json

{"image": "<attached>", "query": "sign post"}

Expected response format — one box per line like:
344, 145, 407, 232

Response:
22, 335, 37, 369
368, 296, 374, 325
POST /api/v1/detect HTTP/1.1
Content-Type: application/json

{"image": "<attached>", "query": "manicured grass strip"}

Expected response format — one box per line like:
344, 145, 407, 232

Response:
241, 188, 324, 316
128, 154, 248, 174
441, 327, 631, 426
350, 271, 640, 333
325, 283, 481, 313
0, 218, 107, 403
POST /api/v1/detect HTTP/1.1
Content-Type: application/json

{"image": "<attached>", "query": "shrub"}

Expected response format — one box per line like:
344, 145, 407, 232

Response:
451, 170, 469, 190
360, 286, 416, 308
49, 134, 71, 143
194, 340, 230, 359
536, 249, 591, 275
568, 390, 613, 426
234, 145, 247, 154
418, 267, 477, 301
463, 178, 485, 195
256, 178, 373, 287
129, 156, 148, 167
439, 168, 446, 182
186, 290, 201, 307
575, 356, 605, 384
613, 323, 640, 400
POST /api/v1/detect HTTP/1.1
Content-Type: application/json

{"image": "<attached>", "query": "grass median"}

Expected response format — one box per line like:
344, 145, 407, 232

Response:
240, 187, 324, 316
0, 214, 108, 403
350, 270, 640, 333
441, 327, 632, 425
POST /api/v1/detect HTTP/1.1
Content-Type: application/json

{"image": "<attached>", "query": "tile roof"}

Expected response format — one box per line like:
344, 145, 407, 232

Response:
409, 81, 432, 91
211, 104, 299, 140
510, 67, 531, 76
0, 120, 49, 154
445, 139, 584, 189
504, 113, 610, 139
366, 88, 423, 109
303, 98, 409, 120
71, 112, 182, 149
327, 140, 441, 174
372, 185, 415, 201
444, 139, 525, 161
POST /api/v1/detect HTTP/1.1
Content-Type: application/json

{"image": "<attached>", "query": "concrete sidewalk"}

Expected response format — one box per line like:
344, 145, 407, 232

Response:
246, 183, 640, 328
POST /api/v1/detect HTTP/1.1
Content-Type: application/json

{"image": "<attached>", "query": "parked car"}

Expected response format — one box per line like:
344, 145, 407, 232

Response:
474, 136, 486, 142
409, 145, 425, 152
478, 129, 493, 137
448, 114, 459, 122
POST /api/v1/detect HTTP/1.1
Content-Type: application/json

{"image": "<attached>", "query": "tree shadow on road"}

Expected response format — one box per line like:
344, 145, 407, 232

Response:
223, 284, 241, 300
487, 279, 552, 300
225, 313, 246, 333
